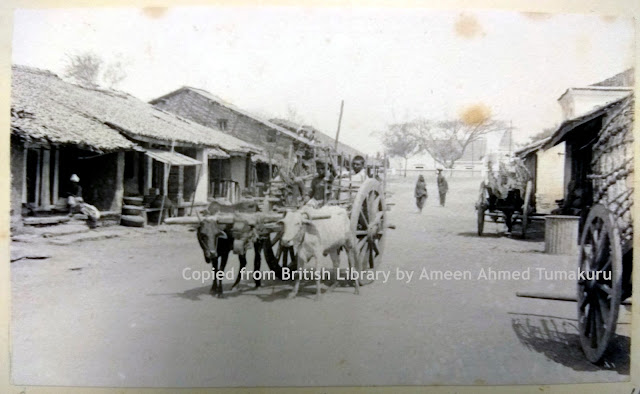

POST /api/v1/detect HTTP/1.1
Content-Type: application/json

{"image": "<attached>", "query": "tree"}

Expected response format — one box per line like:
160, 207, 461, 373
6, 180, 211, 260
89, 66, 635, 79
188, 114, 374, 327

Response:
413, 116, 506, 169
63, 52, 102, 87
527, 126, 557, 144
63, 52, 128, 88
380, 123, 422, 177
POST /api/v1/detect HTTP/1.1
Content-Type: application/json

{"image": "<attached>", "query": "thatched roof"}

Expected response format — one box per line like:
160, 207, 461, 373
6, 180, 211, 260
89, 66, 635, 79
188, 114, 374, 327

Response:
11, 65, 261, 154
11, 67, 135, 151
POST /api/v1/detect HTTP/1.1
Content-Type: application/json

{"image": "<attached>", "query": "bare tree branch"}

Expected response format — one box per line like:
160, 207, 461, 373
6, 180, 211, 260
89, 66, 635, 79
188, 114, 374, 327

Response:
64, 52, 102, 87
412, 117, 506, 168
63, 52, 128, 89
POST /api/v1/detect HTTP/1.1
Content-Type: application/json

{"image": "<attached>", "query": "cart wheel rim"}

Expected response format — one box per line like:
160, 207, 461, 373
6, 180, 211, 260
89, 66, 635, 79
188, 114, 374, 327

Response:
476, 182, 486, 236
350, 178, 386, 285
577, 204, 623, 363
520, 180, 533, 239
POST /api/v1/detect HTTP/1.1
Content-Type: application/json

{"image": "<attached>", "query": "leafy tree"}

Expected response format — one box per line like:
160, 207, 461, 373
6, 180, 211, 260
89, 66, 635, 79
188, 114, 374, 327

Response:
381, 123, 422, 177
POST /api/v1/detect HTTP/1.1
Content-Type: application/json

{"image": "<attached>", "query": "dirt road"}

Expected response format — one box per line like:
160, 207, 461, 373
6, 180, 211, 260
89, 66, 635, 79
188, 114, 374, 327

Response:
10, 176, 631, 387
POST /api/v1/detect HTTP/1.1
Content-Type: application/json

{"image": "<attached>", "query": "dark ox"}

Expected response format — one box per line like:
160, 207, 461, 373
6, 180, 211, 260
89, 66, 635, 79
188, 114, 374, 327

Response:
195, 199, 271, 298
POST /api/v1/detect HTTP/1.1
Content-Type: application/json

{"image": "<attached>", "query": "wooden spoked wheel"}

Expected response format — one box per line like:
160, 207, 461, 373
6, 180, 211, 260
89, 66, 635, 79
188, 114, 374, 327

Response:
577, 204, 623, 363
350, 178, 386, 285
476, 182, 487, 236
262, 228, 295, 279
520, 180, 533, 239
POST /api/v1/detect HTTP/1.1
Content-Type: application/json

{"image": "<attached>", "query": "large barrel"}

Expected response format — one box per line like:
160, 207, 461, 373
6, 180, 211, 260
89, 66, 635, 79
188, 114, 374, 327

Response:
544, 215, 580, 255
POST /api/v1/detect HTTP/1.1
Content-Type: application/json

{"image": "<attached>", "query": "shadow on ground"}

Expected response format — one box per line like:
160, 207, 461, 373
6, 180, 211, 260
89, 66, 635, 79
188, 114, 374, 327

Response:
510, 312, 630, 375
153, 278, 359, 302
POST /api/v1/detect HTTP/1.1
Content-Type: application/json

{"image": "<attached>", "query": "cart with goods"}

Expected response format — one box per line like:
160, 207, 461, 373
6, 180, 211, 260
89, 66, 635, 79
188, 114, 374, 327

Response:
475, 159, 544, 239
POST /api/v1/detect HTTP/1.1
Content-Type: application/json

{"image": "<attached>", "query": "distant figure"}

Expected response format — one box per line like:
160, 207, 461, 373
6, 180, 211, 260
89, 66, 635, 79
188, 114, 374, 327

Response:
437, 169, 448, 207
67, 174, 101, 229
414, 175, 428, 213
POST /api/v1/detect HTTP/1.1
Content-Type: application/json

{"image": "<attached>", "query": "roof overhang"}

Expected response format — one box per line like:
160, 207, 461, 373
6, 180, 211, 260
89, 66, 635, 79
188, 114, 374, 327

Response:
545, 95, 631, 149
144, 148, 201, 166
207, 147, 231, 159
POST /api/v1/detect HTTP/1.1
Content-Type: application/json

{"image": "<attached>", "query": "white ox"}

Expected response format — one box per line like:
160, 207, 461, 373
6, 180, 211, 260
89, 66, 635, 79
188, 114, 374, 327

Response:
280, 205, 359, 299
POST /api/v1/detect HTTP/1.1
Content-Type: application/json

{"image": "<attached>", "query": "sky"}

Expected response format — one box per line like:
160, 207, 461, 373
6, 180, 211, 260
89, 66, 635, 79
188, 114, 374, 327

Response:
11, 6, 635, 155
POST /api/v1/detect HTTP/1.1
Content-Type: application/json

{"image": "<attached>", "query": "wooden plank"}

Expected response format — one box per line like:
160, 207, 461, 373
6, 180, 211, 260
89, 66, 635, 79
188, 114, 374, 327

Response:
164, 216, 200, 225
23, 216, 71, 226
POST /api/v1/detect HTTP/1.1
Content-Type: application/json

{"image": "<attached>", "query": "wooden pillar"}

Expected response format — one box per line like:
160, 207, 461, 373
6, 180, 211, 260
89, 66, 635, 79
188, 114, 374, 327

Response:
177, 165, 184, 204
111, 151, 125, 212
52, 148, 59, 205
41, 149, 51, 207
145, 155, 153, 194
245, 154, 251, 191
34, 148, 41, 207
194, 149, 208, 203
163, 163, 169, 196
22, 146, 27, 203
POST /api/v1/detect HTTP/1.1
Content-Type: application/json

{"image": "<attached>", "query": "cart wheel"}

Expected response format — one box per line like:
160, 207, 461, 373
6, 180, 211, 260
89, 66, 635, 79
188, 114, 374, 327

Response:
262, 229, 295, 279
351, 178, 386, 285
520, 180, 533, 239
577, 204, 623, 363
476, 182, 487, 236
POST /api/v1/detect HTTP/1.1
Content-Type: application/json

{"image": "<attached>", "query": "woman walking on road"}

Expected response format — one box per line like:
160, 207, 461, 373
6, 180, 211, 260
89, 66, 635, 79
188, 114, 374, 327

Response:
437, 169, 448, 207
415, 175, 428, 213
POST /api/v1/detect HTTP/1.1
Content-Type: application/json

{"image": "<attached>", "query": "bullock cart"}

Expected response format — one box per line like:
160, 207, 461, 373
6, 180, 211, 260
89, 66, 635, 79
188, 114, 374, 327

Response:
475, 159, 544, 239
261, 150, 392, 285
573, 98, 633, 363
193, 149, 392, 291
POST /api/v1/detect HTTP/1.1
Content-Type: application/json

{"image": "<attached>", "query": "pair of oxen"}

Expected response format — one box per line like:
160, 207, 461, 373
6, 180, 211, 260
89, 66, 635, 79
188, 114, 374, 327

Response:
196, 200, 360, 299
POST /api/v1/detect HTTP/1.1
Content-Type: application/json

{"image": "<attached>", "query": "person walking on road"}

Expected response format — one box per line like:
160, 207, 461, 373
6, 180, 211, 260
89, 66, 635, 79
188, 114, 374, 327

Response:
414, 175, 428, 213
436, 169, 448, 207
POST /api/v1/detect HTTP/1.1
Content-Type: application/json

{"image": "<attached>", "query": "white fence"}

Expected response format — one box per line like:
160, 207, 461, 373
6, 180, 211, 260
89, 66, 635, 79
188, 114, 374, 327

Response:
387, 168, 485, 179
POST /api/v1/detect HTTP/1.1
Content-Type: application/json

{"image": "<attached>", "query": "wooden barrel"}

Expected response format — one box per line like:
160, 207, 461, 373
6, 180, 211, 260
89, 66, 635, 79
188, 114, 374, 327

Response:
544, 215, 580, 255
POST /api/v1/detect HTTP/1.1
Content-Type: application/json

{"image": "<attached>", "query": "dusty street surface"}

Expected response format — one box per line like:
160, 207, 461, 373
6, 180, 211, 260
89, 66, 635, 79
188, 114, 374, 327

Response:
11, 176, 631, 387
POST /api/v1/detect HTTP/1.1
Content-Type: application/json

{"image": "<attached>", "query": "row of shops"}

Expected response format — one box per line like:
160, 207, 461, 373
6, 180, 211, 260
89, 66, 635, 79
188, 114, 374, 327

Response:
10, 65, 365, 232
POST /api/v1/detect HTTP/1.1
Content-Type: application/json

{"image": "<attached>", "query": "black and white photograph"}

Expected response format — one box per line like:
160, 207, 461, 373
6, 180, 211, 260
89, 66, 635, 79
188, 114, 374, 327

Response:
5, 3, 637, 390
